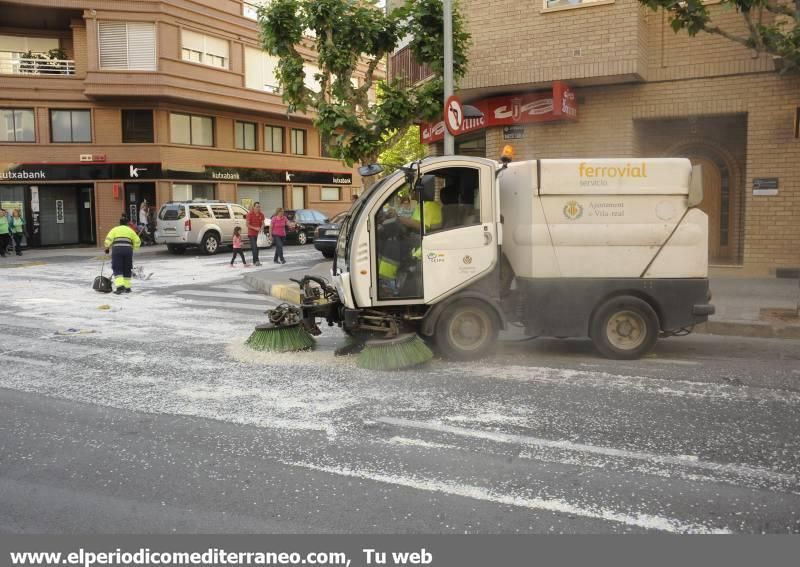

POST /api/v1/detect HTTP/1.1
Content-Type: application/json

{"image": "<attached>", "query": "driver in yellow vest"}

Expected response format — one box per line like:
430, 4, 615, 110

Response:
104, 216, 141, 295
377, 197, 442, 297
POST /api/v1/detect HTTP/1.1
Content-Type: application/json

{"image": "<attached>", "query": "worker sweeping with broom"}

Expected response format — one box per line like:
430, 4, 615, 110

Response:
104, 215, 141, 295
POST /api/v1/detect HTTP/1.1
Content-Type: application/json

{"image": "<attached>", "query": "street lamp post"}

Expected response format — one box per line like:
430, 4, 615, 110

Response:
443, 0, 454, 156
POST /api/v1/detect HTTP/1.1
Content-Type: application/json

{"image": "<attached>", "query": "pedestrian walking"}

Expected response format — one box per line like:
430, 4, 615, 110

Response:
271, 207, 287, 264
103, 215, 141, 295
138, 201, 149, 229
246, 202, 265, 266
230, 226, 248, 267
0, 209, 10, 258
9, 209, 25, 256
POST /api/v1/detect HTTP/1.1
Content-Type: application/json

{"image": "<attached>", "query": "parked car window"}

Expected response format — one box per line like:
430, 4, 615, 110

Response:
231, 205, 248, 219
297, 211, 314, 223
189, 205, 212, 219
211, 205, 231, 219
159, 205, 185, 221
313, 211, 328, 222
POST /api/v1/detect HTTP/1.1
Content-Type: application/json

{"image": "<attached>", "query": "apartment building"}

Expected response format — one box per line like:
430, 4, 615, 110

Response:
392, 0, 800, 273
0, 0, 359, 248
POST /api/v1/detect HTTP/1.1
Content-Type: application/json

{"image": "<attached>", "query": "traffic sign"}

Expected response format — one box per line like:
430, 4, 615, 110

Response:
444, 95, 464, 136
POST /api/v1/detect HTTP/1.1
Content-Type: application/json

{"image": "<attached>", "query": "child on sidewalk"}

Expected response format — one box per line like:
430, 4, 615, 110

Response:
230, 226, 249, 267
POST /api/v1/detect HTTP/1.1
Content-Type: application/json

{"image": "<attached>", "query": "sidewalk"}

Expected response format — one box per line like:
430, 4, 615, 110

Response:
0, 244, 169, 267
243, 265, 800, 341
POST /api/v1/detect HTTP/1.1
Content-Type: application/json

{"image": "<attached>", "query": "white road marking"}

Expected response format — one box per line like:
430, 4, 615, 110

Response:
641, 358, 700, 366
375, 417, 797, 485
284, 460, 731, 534
177, 299, 277, 312
175, 290, 269, 301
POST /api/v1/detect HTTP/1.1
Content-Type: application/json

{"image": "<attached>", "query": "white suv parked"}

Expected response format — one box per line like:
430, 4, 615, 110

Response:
157, 201, 251, 255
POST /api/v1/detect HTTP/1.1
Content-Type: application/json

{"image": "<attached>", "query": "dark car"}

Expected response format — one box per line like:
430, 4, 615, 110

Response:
313, 212, 347, 258
265, 209, 329, 246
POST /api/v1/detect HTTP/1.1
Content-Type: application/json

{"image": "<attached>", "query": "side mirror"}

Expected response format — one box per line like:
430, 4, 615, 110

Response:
688, 164, 704, 207
358, 164, 384, 177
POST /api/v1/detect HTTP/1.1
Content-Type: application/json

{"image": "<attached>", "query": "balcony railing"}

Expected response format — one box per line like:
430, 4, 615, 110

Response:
390, 45, 433, 87
0, 52, 76, 76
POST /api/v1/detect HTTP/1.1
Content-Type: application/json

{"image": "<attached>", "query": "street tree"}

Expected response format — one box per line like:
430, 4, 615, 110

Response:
259, 0, 469, 174
638, 0, 800, 73
378, 125, 426, 172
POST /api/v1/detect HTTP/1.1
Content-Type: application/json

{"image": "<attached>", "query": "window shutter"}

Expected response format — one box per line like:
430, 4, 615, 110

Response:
98, 21, 128, 69
127, 22, 156, 70
204, 35, 229, 60
244, 47, 264, 90
181, 29, 204, 52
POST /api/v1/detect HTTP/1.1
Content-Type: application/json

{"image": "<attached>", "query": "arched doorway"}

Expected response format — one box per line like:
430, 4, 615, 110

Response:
689, 156, 734, 263
664, 139, 742, 265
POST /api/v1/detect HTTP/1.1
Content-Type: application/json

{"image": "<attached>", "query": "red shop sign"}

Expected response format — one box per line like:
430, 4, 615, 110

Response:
421, 81, 578, 145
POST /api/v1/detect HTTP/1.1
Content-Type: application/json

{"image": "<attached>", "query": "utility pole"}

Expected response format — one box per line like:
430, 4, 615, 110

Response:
443, 0, 454, 156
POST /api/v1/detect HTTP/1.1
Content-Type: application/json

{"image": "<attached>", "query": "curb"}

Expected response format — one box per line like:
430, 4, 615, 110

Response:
242, 274, 302, 304
696, 320, 800, 340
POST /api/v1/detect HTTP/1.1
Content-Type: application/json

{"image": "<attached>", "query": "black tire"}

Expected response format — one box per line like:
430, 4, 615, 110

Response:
167, 244, 186, 255
434, 299, 499, 361
322, 250, 334, 259
201, 232, 220, 255
297, 231, 308, 245
590, 296, 659, 360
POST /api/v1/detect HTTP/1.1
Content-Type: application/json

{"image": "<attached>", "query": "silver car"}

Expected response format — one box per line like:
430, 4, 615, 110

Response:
156, 200, 250, 255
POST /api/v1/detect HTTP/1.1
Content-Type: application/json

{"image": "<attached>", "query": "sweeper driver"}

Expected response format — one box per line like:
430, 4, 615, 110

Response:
104, 215, 141, 295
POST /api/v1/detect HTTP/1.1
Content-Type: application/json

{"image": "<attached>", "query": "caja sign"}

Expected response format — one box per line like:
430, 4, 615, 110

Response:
421, 81, 578, 144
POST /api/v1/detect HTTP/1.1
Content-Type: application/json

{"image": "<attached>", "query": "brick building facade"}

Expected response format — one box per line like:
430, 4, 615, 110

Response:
1, 0, 361, 249
392, 0, 800, 274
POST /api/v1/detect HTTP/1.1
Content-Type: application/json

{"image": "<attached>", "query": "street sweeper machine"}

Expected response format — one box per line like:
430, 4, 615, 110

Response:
251, 149, 715, 369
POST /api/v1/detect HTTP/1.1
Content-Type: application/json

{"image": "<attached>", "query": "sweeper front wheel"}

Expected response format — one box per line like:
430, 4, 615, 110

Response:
434, 299, 499, 361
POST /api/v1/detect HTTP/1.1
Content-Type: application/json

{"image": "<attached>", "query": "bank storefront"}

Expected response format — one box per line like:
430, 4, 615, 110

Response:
0, 162, 354, 247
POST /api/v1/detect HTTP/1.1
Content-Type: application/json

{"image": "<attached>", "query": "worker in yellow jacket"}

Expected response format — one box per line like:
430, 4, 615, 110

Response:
104, 216, 141, 295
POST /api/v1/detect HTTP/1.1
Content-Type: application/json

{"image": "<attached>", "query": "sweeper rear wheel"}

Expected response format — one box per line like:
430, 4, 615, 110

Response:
434, 299, 499, 361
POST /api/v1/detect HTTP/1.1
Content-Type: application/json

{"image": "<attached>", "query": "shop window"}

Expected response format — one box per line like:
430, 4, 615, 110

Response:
265, 125, 284, 153
239, 185, 283, 214
1, 108, 35, 142
320, 187, 340, 201
122, 109, 154, 143
170, 113, 213, 146
50, 109, 91, 143
291, 128, 306, 155
235, 121, 257, 151
98, 21, 157, 71
181, 29, 229, 69
173, 183, 215, 202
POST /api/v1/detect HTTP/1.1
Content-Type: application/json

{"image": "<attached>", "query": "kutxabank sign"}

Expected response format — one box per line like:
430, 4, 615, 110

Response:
1, 163, 352, 185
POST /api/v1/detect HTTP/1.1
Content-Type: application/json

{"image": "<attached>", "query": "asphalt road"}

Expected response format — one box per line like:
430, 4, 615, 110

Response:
0, 246, 798, 534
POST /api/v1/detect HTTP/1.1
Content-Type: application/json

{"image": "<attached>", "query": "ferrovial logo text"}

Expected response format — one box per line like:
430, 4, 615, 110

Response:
579, 162, 648, 178
0, 170, 45, 180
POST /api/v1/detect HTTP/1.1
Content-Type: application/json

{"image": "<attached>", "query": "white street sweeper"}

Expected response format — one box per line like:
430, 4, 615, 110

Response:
257, 149, 714, 364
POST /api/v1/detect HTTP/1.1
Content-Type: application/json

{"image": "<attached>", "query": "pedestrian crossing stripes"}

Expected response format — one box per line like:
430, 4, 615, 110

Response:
173, 286, 281, 314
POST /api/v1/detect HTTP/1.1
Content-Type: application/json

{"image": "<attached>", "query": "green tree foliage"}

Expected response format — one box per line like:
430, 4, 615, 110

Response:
638, 0, 799, 73
259, 0, 469, 167
379, 125, 426, 172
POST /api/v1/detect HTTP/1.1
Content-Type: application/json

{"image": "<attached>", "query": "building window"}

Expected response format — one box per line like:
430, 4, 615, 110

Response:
1, 108, 35, 142
173, 183, 215, 201
235, 121, 257, 151
243, 0, 271, 20
244, 46, 280, 93
98, 21, 157, 71
265, 125, 284, 153
122, 109, 154, 143
544, 0, 611, 9
320, 187, 340, 201
181, 30, 229, 69
50, 109, 91, 143
291, 128, 306, 155
321, 135, 338, 158
170, 112, 213, 146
